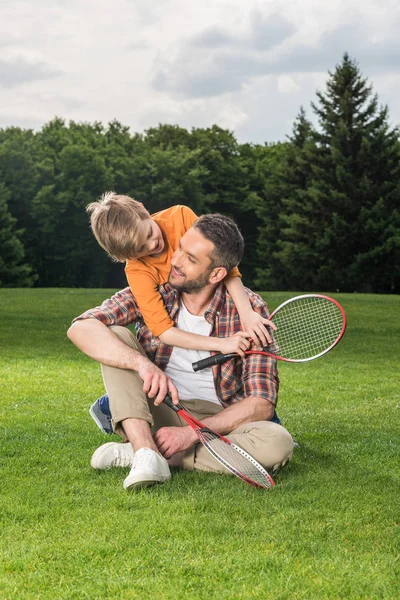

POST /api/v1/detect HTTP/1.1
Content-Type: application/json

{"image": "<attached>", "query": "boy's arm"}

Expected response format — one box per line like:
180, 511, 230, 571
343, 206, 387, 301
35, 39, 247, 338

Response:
159, 326, 251, 356
128, 268, 253, 355
224, 276, 276, 347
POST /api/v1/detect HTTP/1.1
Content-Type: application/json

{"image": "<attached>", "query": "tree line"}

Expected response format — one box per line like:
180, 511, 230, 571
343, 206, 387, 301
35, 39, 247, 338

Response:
1, 54, 399, 293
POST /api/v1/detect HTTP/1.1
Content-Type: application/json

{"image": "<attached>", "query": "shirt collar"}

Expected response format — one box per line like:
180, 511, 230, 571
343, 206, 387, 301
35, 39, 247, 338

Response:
160, 282, 226, 322
204, 283, 226, 319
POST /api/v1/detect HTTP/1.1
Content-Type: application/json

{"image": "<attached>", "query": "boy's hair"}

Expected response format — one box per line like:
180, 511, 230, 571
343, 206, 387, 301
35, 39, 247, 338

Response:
86, 192, 149, 261
193, 213, 244, 272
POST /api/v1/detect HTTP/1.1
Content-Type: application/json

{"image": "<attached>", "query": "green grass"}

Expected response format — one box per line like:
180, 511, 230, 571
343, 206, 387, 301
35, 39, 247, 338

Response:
0, 288, 399, 599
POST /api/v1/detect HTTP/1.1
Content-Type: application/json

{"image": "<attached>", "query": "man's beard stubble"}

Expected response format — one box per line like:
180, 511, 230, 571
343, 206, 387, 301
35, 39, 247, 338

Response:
168, 267, 213, 294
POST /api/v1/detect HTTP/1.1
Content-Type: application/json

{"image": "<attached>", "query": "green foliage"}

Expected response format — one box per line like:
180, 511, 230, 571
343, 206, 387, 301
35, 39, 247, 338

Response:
0, 184, 36, 287
0, 54, 399, 292
1, 289, 399, 598
259, 54, 400, 292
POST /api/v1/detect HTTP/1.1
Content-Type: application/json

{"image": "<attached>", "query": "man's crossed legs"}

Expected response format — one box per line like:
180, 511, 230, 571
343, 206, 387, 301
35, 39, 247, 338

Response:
91, 327, 294, 490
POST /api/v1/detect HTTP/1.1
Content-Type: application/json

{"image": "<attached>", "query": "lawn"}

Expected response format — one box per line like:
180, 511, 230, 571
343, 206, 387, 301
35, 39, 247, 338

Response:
0, 289, 399, 599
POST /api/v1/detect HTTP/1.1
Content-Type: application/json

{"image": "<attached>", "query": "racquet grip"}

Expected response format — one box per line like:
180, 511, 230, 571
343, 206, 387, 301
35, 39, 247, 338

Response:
192, 353, 236, 372
163, 394, 180, 412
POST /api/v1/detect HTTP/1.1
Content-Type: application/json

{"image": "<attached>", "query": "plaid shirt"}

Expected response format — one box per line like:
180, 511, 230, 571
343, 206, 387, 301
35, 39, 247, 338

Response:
73, 284, 279, 407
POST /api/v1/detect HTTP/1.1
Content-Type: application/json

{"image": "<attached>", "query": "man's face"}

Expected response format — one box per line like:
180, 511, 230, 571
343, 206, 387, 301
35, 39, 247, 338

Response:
168, 227, 215, 293
132, 218, 165, 259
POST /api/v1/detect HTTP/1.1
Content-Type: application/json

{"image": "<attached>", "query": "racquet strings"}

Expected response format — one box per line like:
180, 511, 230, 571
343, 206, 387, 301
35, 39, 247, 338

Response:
272, 296, 344, 360
198, 430, 274, 488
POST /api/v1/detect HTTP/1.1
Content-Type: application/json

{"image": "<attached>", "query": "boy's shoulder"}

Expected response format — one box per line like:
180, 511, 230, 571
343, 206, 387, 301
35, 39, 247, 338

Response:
152, 204, 197, 223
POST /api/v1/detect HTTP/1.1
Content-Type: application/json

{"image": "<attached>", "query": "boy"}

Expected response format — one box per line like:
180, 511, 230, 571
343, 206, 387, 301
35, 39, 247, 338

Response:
86, 192, 273, 354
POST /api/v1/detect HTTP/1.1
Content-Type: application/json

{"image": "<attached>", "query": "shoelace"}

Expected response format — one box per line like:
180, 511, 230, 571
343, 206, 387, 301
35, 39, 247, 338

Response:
133, 449, 157, 468
112, 445, 134, 468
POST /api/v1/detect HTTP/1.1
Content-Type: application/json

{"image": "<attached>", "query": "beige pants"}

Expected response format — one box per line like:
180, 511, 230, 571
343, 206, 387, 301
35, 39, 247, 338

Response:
101, 327, 294, 473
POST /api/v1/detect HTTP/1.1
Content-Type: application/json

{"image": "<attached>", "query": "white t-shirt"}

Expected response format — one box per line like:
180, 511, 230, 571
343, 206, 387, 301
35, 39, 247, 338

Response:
164, 300, 220, 405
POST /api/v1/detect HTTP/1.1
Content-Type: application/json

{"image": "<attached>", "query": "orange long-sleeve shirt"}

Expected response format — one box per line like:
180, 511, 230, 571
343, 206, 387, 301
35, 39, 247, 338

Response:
125, 205, 240, 337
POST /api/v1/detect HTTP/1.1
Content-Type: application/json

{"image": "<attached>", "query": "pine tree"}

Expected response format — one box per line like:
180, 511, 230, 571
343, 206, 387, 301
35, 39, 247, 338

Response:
0, 184, 36, 287
275, 54, 400, 292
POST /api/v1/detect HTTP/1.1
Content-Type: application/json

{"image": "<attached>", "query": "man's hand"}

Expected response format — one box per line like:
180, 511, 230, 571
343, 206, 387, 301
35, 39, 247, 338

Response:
217, 331, 252, 356
239, 310, 277, 348
154, 426, 197, 459
136, 356, 179, 405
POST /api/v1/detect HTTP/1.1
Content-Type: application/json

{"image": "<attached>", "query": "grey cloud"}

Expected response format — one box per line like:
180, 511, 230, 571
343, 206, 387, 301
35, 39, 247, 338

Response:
189, 27, 236, 49
153, 15, 400, 100
154, 64, 246, 97
0, 56, 62, 88
266, 22, 400, 75
153, 11, 297, 98
186, 11, 295, 53
249, 11, 296, 52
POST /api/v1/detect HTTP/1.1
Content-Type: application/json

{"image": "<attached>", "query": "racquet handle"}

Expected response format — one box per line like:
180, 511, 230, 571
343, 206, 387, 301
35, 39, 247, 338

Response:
192, 352, 237, 372
163, 395, 180, 412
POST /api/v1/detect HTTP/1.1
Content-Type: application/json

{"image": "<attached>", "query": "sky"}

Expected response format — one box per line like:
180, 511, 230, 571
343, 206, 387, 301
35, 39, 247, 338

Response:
1, 0, 400, 144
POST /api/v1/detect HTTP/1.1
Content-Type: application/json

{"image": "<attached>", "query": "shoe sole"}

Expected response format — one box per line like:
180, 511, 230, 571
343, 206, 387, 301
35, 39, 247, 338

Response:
124, 476, 170, 491
89, 404, 113, 435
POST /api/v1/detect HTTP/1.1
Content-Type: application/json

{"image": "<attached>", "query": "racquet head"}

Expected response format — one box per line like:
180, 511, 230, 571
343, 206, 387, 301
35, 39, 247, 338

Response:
264, 294, 346, 362
198, 428, 275, 489
163, 394, 275, 489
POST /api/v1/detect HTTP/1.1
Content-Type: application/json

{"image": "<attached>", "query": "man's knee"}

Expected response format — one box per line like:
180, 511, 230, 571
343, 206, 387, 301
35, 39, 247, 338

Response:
231, 421, 294, 471
269, 423, 294, 470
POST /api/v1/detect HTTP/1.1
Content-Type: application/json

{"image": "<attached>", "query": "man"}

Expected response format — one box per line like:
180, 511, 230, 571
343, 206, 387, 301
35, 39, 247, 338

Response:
67, 214, 294, 490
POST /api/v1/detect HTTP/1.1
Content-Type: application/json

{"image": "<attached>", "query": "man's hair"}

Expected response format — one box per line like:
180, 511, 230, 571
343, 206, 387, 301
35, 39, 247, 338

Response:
86, 192, 149, 261
193, 213, 244, 272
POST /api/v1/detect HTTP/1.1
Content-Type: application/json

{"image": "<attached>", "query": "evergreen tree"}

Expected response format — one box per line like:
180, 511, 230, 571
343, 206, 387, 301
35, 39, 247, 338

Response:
0, 184, 36, 287
255, 110, 314, 290
274, 54, 400, 292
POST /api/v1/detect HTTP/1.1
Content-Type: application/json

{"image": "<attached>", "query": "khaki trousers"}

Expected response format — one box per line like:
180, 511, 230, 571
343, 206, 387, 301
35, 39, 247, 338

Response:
101, 327, 294, 473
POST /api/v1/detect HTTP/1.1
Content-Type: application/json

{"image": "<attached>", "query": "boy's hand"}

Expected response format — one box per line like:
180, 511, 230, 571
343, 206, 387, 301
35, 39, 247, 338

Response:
218, 331, 252, 357
239, 310, 277, 348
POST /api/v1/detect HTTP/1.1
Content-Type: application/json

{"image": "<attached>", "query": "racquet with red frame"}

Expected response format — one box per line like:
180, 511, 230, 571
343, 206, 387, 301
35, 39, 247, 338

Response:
193, 294, 346, 372
163, 395, 275, 489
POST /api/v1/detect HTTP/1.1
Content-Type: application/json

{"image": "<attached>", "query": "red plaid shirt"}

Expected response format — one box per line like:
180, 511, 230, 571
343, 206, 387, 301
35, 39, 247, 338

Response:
73, 284, 279, 407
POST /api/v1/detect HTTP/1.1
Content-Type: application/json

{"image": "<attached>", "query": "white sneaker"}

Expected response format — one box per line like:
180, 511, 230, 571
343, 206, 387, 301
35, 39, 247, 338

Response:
90, 442, 134, 470
123, 448, 171, 490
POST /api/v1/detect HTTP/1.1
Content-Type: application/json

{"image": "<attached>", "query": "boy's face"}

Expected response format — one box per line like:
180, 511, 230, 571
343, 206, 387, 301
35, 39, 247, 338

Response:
133, 218, 165, 258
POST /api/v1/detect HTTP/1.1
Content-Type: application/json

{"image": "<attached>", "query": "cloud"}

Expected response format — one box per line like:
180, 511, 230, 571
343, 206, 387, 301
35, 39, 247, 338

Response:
189, 27, 236, 50
249, 10, 296, 52
152, 10, 400, 100
1, 0, 399, 144
127, 40, 150, 51
272, 21, 400, 75
0, 111, 45, 130
188, 10, 295, 53
137, 95, 249, 137
153, 9, 297, 98
0, 33, 21, 48
0, 54, 61, 88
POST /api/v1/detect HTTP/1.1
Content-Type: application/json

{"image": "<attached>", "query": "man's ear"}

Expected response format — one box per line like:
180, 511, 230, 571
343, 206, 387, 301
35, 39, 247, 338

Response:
209, 266, 228, 284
